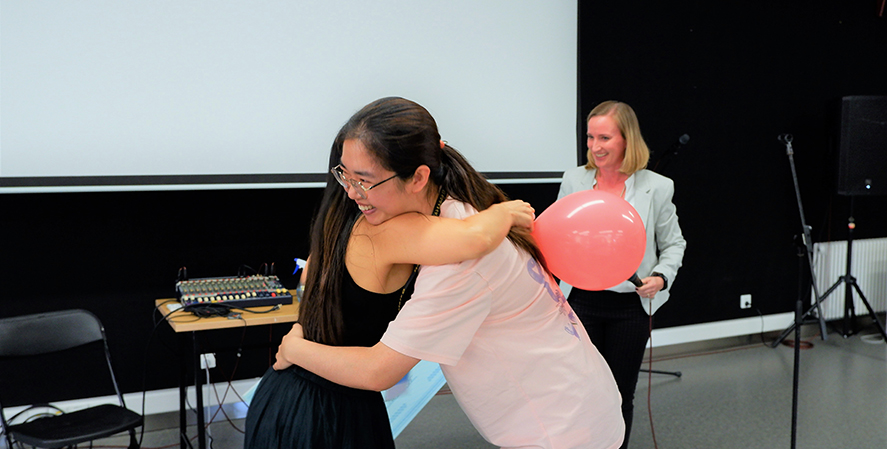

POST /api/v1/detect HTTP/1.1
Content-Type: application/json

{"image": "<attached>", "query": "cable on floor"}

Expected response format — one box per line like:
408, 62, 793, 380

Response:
646, 299, 660, 449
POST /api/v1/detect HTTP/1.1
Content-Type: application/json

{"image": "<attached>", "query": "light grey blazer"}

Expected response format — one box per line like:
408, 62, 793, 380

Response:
557, 166, 686, 315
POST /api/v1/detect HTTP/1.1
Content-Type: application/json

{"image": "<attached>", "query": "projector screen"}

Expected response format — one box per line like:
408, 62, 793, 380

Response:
0, 0, 577, 193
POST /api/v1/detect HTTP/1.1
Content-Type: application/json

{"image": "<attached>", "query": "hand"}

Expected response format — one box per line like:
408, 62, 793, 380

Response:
499, 200, 535, 230
636, 276, 665, 299
273, 323, 304, 371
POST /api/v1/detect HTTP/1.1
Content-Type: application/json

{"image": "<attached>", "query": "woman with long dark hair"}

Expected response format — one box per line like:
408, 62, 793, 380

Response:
271, 97, 624, 449
244, 97, 536, 448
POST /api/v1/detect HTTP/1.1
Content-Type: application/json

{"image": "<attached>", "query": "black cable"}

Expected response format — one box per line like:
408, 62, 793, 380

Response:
646, 301, 660, 449
139, 298, 279, 446
237, 265, 258, 277
184, 303, 281, 319
188, 304, 235, 319
755, 307, 770, 347
5, 404, 64, 424
174, 307, 250, 436
204, 325, 248, 434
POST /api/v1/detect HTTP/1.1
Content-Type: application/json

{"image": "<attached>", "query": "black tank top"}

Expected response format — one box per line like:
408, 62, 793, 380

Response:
340, 267, 415, 347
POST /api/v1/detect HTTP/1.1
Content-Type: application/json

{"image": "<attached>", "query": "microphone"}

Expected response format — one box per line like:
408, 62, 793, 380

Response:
673, 134, 690, 154
669, 134, 690, 151
778, 133, 793, 144
628, 273, 643, 287
651, 133, 690, 172
654, 134, 689, 159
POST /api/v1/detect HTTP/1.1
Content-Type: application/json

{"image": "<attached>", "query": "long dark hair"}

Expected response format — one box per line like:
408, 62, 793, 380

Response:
299, 97, 545, 345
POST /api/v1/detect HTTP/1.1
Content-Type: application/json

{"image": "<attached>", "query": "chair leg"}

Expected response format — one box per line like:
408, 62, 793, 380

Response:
128, 428, 140, 448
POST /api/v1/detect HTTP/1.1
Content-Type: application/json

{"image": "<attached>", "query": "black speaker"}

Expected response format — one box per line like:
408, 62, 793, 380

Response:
836, 95, 887, 196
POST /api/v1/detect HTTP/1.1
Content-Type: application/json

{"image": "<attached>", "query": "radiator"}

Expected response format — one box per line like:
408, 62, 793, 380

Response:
810, 237, 887, 320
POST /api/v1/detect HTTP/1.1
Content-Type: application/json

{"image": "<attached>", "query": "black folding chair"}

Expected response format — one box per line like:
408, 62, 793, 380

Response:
0, 309, 143, 448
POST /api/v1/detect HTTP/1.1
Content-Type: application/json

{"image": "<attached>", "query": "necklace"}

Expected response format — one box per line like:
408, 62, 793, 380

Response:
397, 189, 447, 311
593, 180, 626, 198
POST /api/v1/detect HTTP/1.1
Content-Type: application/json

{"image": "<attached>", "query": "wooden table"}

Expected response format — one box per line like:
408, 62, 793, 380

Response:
155, 299, 299, 449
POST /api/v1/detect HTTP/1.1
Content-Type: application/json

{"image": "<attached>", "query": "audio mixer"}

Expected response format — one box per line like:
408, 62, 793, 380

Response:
176, 275, 292, 311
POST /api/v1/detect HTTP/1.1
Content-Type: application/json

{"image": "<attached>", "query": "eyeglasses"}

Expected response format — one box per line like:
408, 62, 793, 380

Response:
331, 165, 398, 199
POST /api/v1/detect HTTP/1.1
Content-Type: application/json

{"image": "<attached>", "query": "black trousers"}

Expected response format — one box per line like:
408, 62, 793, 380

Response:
568, 288, 650, 449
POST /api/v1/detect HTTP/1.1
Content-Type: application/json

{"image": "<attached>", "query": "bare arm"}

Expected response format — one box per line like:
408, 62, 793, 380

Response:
365, 199, 535, 266
273, 323, 418, 391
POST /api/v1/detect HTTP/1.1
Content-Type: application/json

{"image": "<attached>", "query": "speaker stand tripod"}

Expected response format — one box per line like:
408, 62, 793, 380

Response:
816, 198, 887, 340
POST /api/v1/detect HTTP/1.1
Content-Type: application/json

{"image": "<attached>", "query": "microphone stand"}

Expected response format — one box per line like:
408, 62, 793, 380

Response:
643, 132, 689, 378
790, 237, 805, 449
767, 133, 815, 449
630, 273, 682, 378
771, 134, 829, 347
651, 134, 689, 173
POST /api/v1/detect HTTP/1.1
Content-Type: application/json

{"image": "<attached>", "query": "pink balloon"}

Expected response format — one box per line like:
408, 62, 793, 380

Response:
533, 190, 646, 291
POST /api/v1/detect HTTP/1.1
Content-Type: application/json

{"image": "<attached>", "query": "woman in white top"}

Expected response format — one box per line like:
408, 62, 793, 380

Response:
558, 100, 686, 449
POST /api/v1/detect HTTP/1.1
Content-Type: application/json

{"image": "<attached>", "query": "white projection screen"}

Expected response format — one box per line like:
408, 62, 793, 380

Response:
0, 0, 577, 193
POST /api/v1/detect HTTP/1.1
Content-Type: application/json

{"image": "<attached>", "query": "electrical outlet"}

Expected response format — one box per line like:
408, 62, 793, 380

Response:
740, 294, 752, 309
200, 353, 216, 369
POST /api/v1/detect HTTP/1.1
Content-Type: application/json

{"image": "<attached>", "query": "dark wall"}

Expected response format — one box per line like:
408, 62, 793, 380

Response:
577, 1, 887, 328
2, 1, 886, 400
1, 188, 322, 398
0, 184, 560, 399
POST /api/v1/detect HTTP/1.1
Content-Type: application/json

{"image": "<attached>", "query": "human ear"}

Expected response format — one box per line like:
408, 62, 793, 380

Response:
408, 165, 432, 193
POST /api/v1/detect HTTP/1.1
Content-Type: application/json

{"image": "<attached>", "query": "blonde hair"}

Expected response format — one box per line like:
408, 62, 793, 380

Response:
584, 101, 650, 175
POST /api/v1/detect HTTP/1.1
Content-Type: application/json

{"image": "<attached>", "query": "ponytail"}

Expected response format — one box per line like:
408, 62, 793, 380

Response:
437, 144, 548, 272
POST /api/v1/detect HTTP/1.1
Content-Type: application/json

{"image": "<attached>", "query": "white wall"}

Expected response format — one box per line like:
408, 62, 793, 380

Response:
1, 0, 578, 192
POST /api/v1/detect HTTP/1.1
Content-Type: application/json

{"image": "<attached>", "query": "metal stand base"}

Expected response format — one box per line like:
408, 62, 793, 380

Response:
640, 368, 682, 377
820, 274, 887, 339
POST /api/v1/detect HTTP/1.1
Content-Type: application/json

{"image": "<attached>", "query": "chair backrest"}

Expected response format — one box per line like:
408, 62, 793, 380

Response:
0, 309, 126, 411
0, 309, 140, 448
0, 309, 105, 357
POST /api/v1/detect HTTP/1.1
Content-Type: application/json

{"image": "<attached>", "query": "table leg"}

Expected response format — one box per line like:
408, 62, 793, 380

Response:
179, 333, 188, 449
192, 332, 206, 449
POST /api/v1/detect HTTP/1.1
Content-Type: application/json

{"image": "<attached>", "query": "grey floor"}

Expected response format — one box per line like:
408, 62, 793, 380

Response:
85, 323, 887, 448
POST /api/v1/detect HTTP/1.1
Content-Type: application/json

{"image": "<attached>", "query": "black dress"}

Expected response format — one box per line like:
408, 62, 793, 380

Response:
243, 267, 414, 449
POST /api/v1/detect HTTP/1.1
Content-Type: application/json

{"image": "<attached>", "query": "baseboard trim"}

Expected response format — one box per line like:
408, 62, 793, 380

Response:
4, 314, 797, 420
2, 377, 261, 421
650, 312, 795, 348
